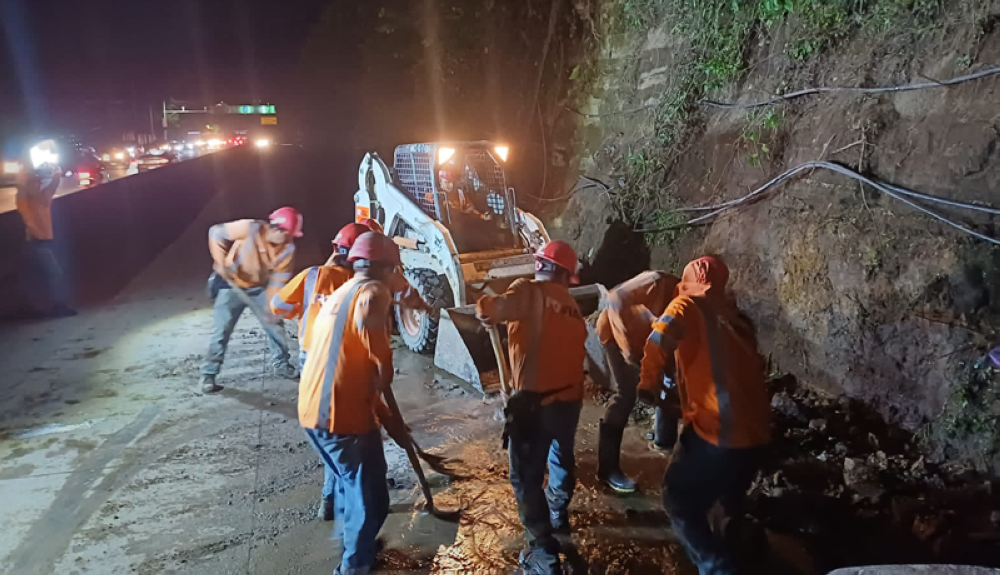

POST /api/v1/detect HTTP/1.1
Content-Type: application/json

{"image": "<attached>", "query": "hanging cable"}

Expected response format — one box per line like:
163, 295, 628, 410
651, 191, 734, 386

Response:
698, 65, 1000, 110
633, 160, 1000, 247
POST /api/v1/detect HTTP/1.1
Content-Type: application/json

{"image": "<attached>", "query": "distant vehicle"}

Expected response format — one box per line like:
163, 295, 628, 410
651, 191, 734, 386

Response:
71, 153, 108, 187
132, 151, 179, 173
100, 147, 131, 168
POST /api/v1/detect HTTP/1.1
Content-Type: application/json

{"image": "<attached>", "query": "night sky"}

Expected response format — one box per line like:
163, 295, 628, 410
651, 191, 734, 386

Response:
0, 0, 330, 132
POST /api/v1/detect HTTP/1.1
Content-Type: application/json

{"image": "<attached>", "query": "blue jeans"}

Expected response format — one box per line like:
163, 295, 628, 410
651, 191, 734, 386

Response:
305, 428, 389, 575
508, 400, 582, 559
663, 427, 762, 575
200, 287, 290, 375
20, 240, 70, 310
603, 340, 677, 446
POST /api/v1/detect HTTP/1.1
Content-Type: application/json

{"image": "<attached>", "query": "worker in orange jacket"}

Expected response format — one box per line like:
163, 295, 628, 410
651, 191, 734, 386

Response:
299, 232, 399, 575
271, 221, 427, 520
14, 160, 76, 319
476, 240, 587, 575
639, 256, 770, 575
200, 207, 301, 393
594, 270, 681, 493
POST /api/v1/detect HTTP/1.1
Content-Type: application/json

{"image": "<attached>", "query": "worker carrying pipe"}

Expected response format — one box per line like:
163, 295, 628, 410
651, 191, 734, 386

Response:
270, 220, 429, 521
638, 256, 771, 575
594, 270, 681, 493
199, 207, 302, 394
476, 240, 587, 575
298, 231, 400, 575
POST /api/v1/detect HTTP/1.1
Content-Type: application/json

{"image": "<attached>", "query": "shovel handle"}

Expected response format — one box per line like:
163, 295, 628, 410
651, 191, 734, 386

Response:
382, 386, 436, 511
487, 326, 512, 397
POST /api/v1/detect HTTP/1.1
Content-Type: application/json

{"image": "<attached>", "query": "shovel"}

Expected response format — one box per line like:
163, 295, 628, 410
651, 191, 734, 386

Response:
381, 386, 462, 520
220, 277, 288, 345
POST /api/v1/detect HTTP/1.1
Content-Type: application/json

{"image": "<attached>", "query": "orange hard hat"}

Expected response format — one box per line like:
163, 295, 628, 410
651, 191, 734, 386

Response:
347, 232, 401, 266
359, 218, 383, 234
332, 223, 370, 251
535, 240, 578, 280
269, 207, 304, 238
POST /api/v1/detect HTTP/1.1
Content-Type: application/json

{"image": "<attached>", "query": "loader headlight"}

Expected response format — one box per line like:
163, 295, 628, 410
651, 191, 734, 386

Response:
3, 161, 21, 175
437, 147, 455, 165
494, 145, 509, 162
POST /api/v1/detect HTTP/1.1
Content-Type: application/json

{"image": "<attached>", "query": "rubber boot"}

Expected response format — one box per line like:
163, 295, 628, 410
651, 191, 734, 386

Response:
597, 421, 637, 494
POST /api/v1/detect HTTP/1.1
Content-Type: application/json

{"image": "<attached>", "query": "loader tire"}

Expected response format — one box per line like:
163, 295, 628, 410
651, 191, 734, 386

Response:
395, 269, 453, 355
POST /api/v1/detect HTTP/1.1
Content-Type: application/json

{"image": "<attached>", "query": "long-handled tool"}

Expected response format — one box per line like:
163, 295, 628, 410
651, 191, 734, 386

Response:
220, 277, 288, 345
381, 386, 462, 520
486, 325, 512, 398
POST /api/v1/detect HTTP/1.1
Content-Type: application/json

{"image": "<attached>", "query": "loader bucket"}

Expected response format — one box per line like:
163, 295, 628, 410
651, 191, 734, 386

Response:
433, 283, 610, 394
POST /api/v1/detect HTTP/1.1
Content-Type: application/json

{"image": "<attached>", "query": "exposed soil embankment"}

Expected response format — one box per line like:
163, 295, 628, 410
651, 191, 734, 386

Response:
552, 0, 1000, 475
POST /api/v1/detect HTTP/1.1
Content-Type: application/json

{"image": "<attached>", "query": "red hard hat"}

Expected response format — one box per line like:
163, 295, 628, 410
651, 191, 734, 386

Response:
332, 223, 370, 249
269, 207, 304, 238
359, 218, 384, 234
347, 232, 401, 266
535, 240, 578, 275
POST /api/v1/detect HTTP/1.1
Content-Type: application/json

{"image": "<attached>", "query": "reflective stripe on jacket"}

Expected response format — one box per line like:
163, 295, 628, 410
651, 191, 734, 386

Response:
476, 279, 586, 404
595, 271, 680, 365
298, 277, 393, 434
641, 295, 770, 448
15, 175, 60, 241
208, 219, 295, 300
271, 264, 353, 353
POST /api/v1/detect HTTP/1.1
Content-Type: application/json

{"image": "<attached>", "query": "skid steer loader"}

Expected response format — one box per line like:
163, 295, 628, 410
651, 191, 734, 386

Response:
355, 141, 608, 393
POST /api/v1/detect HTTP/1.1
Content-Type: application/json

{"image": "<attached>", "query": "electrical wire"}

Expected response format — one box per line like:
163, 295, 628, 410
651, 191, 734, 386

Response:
634, 160, 1000, 247
698, 65, 1000, 110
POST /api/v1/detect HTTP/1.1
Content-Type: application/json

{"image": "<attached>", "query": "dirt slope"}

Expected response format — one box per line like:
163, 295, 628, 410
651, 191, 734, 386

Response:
553, 0, 1000, 473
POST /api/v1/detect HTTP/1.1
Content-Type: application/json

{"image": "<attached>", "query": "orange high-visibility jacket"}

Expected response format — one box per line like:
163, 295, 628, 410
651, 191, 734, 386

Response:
298, 277, 394, 434
476, 279, 587, 404
15, 175, 60, 241
640, 295, 770, 448
208, 219, 295, 301
271, 263, 428, 355
595, 271, 680, 365
271, 264, 353, 353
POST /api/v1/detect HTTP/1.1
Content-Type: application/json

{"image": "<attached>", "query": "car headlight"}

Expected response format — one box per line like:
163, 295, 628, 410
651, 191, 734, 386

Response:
3, 161, 21, 175
255, 139, 271, 148
114, 152, 125, 160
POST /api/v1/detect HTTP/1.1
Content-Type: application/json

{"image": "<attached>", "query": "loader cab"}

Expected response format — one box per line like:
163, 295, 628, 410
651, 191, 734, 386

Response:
393, 142, 520, 253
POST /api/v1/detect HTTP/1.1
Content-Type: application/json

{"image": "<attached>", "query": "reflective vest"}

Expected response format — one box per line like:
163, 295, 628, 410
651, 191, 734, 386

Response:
642, 295, 770, 448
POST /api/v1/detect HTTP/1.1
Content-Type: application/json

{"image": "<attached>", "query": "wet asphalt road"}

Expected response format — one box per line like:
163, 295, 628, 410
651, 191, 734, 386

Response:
0, 147, 724, 575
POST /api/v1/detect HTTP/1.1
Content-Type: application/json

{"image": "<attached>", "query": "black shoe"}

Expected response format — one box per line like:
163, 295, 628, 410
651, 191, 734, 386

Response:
317, 497, 334, 521
597, 421, 638, 494
200, 375, 224, 394
519, 548, 562, 575
550, 509, 570, 535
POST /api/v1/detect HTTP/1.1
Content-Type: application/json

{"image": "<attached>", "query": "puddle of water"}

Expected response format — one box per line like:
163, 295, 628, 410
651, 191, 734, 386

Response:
11, 419, 106, 439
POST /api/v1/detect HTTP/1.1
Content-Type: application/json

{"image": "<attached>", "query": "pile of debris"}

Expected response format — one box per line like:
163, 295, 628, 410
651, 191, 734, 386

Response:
752, 375, 1000, 570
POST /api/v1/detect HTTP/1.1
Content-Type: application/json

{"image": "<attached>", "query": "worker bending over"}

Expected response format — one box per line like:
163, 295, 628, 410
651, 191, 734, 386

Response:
271, 221, 427, 520
476, 240, 587, 575
15, 162, 75, 318
299, 232, 398, 575
200, 207, 301, 394
639, 256, 770, 575
595, 270, 681, 493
